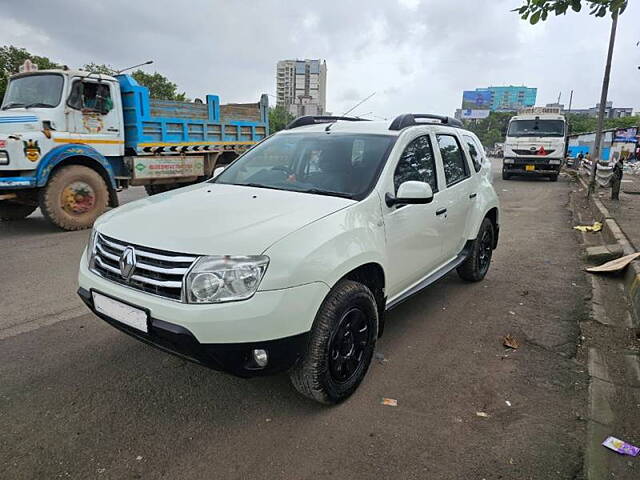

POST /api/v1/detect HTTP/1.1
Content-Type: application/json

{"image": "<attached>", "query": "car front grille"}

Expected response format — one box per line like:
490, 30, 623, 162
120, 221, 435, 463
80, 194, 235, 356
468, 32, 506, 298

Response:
91, 234, 198, 301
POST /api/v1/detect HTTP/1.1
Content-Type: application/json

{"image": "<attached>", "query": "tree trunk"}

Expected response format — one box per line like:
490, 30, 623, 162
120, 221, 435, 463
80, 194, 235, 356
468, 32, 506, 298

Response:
588, 9, 619, 197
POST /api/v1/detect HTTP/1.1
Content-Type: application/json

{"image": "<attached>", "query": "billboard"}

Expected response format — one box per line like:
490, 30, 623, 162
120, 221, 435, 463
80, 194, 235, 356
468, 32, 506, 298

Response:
462, 90, 492, 110
613, 127, 638, 143
460, 109, 491, 119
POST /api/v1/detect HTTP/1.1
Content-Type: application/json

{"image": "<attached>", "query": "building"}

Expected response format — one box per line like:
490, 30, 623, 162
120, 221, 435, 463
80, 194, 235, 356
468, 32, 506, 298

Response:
456, 85, 537, 119
546, 101, 634, 119
276, 59, 327, 117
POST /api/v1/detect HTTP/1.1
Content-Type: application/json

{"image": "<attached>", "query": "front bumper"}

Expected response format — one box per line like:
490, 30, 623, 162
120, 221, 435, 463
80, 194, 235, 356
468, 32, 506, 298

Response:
503, 160, 560, 175
78, 255, 329, 377
78, 287, 310, 377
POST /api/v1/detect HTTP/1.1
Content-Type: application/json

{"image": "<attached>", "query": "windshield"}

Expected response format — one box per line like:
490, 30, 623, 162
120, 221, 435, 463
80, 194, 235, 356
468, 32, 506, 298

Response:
507, 119, 565, 137
1, 74, 64, 110
214, 133, 396, 200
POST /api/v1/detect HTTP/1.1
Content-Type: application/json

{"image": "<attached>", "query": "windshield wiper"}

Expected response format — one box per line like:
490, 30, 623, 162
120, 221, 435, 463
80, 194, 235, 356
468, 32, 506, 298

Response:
1, 102, 25, 110
24, 102, 55, 108
298, 188, 354, 199
236, 182, 285, 191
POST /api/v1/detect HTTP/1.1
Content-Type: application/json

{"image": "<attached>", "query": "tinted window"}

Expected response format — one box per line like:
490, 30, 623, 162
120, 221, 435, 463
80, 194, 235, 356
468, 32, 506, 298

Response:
437, 135, 469, 186
463, 135, 483, 173
393, 135, 437, 193
215, 133, 395, 200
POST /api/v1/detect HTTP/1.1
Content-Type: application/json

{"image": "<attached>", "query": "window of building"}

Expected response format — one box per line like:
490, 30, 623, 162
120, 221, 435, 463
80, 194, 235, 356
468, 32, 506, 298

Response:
393, 135, 438, 193
437, 135, 469, 186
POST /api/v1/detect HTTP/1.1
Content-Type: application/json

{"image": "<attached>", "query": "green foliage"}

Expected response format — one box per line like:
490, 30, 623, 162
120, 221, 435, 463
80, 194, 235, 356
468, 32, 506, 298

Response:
566, 113, 640, 134
0, 45, 62, 100
82, 63, 116, 75
462, 112, 513, 148
131, 70, 187, 101
269, 106, 294, 134
515, 0, 627, 24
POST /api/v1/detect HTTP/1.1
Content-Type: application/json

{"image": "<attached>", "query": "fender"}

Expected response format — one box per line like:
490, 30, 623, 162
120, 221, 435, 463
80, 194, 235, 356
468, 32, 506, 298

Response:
35, 144, 117, 189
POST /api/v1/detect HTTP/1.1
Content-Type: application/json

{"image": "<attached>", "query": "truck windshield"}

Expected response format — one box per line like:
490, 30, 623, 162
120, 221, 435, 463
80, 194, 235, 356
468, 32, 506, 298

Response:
1, 74, 64, 110
214, 133, 396, 200
507, 119, 565, 137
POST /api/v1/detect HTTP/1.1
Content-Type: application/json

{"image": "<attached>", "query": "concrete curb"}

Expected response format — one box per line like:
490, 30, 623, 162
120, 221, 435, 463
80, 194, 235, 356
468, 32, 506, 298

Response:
577, 175, 640, 327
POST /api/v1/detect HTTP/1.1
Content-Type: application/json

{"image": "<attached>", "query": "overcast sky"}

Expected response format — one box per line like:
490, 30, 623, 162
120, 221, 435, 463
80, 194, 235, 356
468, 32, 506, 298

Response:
1, 0, 638, 118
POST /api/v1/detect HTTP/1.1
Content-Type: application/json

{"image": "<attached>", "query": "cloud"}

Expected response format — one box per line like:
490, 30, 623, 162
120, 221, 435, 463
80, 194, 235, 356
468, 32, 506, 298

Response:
0, 0, 637, 117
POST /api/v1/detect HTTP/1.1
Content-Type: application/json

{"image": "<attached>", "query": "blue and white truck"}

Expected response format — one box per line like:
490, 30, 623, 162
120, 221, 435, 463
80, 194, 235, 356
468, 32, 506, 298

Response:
0, 67, 268, 230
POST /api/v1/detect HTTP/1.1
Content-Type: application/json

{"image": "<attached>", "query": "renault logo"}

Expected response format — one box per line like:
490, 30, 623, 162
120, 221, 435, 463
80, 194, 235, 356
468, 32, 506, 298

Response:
119, 247, 137, 281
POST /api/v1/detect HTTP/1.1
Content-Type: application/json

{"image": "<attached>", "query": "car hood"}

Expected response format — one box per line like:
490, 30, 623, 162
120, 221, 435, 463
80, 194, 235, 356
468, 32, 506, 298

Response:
96, 183, 355, 255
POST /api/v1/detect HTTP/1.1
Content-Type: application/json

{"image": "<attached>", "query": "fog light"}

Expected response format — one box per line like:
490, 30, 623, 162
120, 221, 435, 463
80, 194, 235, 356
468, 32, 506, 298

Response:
252, 349, 268, 367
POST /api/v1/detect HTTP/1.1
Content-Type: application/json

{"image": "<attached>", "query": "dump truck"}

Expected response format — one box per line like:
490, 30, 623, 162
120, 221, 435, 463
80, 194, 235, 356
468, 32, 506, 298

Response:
0, 66, 268, 230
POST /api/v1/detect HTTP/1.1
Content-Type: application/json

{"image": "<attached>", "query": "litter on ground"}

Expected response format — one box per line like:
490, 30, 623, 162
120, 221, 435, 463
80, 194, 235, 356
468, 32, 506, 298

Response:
476, 411, 489, 417
586, 252, 640, 273
502, 334, 520, 350
602, 436, 640, 456
573, 222, 602, 233
381, 398, 398, 407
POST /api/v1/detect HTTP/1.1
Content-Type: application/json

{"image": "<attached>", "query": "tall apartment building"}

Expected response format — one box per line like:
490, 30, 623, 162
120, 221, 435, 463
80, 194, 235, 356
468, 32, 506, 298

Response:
276, 59, 327, 117
546, 101, 634, 119
461, 85, 537, 112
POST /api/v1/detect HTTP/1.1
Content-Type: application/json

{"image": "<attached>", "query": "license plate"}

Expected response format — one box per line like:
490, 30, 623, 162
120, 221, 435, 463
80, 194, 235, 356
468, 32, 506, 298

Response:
92, 292, 148, 333
525, 165, 535, 171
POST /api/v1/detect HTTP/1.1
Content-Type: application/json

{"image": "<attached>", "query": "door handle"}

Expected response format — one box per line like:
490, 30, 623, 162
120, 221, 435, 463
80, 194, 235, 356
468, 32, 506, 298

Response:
107, 128, 119, 132
436, 208, 447, 216
469, 193, 477, 199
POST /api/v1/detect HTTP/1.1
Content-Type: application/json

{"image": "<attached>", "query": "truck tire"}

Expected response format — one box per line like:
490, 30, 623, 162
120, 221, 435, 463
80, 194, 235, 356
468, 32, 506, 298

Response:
0, 201, 37, 221
502, 170, 511, 180
289, 279, 378, 404
457, 217, 494, 282
39, 165, 109, 231
549, 174, 559, 182
144, 184, 168, 196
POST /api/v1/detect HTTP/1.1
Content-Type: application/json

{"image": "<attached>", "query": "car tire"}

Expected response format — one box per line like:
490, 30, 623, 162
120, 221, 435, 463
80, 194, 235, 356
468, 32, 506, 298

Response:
39, 165, 109, 231
0, 201, 37, 221
289, 279, 378, 404
502, 170, 511, 180
457, 217, 495, 282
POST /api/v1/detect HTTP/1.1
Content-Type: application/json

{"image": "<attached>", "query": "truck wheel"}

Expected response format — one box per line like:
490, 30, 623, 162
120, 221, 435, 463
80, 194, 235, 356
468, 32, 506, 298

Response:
549, 174, 559, 182
0, 201, 37, 221
457, 217, 494, 282
502, 170, 511, 180
289, 279, 378, 404
39, 165, 109, 231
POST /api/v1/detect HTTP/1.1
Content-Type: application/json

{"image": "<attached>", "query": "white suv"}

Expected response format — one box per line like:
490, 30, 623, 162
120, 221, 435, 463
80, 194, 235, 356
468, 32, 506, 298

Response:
78, 114, 500, 404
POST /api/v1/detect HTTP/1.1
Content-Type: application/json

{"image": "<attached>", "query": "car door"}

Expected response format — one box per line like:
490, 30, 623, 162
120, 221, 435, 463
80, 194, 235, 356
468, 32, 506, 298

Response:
382, 133, 446, 299
433, 131, 474, 261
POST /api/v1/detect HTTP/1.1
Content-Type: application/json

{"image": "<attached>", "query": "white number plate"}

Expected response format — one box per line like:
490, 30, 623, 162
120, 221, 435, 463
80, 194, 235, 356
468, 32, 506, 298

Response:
92, 292, 148, 333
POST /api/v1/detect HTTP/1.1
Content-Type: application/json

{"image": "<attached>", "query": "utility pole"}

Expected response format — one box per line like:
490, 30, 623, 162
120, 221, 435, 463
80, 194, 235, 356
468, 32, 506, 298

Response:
588, 9, 619, 197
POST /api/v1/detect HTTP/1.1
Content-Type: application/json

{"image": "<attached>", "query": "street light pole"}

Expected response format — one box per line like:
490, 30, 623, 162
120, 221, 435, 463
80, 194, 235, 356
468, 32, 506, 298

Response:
588, 8, 619, 197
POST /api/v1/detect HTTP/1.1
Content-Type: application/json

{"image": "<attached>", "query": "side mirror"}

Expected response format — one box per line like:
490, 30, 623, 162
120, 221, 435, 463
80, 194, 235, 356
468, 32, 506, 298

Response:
385, 181, 434, 208
213, 166, 226, 178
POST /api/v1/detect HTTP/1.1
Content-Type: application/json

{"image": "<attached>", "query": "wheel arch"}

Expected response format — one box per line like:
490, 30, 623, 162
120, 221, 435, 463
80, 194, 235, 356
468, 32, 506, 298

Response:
485, 207, 499, 249
338, 262, 386, 337
35, 144, 118, 207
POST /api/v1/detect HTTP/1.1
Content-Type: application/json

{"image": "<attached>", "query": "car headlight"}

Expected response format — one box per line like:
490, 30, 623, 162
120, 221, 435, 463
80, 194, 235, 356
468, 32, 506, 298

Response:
0, 151, 9, 165
86, 228, 98, 266
186, 255, 269, 303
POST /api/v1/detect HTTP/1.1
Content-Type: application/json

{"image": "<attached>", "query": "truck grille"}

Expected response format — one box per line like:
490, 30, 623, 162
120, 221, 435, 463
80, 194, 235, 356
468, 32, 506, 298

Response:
91, 234, 198, 301
512, 149, 556, 156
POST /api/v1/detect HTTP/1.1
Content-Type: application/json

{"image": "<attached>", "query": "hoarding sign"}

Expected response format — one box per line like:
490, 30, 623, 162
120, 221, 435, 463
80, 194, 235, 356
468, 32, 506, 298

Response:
460, 109, 490, 119
462, 90, 492, 110
613, 127, 638, 143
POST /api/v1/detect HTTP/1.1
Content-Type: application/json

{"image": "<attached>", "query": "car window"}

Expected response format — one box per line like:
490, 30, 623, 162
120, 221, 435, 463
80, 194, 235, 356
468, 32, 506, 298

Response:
463, 135, 483, 173
393, 135, 438, 194
437, 134, 469, 186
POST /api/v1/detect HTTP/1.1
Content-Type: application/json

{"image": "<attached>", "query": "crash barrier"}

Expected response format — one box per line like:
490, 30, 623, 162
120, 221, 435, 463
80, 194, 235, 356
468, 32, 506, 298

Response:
579, 159, 615, 188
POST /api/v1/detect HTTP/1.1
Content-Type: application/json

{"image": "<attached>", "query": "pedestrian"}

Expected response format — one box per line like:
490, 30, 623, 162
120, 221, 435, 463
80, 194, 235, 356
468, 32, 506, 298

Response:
611, 155, 623, 200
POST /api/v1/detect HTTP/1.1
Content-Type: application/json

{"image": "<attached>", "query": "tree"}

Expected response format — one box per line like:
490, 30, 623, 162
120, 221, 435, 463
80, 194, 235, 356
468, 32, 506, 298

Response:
515, 0, 627, 24
0, 45, 61, 100
131, 70, 187, 101
462, 112, 513, 148
82, 63, 116, 75
269, 106, 294, 134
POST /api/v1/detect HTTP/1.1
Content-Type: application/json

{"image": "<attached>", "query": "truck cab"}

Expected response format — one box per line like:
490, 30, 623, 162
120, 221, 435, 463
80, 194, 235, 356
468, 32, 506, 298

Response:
502, 107, 566, 181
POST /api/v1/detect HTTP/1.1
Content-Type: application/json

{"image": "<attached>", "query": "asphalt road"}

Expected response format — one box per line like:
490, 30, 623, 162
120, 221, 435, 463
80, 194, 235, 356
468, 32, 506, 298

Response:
1, 164, 589, 480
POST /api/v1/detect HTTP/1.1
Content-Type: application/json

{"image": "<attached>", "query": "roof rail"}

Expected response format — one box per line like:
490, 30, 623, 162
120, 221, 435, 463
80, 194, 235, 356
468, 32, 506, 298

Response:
389, 114, 463, 131
285, 115, 370, 130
